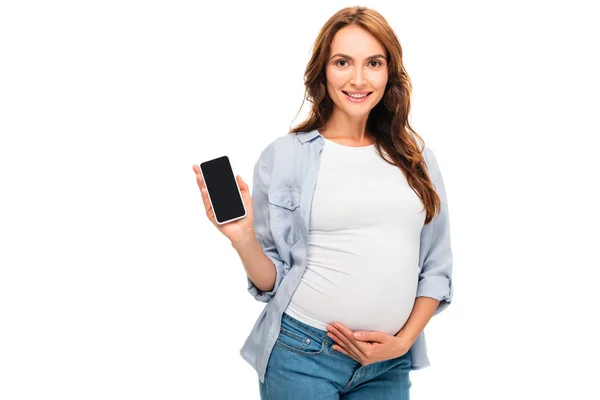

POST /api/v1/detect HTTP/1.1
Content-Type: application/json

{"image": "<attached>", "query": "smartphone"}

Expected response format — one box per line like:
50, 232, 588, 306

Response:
199, 155, 247, 225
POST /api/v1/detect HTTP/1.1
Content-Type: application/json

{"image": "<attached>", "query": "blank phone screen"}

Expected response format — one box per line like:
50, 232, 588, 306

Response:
200, 156, 246, 224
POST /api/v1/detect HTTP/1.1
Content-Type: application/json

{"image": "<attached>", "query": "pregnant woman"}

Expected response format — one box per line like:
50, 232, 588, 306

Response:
193, 6, 454, 399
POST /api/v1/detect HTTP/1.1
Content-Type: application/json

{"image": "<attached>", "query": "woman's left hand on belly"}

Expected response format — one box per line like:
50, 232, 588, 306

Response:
325, 322, 411, 366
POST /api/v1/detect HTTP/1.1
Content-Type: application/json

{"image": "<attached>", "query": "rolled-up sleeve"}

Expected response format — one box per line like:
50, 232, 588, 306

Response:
416, 147, 454, 316
246, 143, 290, 302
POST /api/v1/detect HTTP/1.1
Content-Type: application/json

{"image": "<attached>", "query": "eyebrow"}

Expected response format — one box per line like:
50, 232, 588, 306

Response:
329, 53, 386, 61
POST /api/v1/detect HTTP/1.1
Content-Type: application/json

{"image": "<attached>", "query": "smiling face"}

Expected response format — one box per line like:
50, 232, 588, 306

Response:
325, 24, 389, 120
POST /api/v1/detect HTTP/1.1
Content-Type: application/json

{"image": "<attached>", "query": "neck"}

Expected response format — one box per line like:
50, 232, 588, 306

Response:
319, 108, 374, 145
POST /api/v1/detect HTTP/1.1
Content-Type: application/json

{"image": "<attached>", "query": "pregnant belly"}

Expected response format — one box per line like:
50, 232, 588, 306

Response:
287, 269, 419, 335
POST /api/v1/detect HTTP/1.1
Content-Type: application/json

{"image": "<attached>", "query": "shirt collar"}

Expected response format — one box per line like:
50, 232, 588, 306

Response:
295, 129, 322, 144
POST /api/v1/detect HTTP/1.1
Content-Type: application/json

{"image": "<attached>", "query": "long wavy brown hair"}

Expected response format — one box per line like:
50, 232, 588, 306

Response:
290, 6, 441, 224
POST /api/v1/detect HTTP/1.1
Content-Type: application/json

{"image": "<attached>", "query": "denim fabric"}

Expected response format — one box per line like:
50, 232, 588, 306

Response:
240, 129, 453, 384
259, 312, 411, 400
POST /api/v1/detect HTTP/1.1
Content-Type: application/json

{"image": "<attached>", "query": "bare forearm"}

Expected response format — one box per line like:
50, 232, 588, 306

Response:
231, 236, 276, 293
395, 297, 440, 345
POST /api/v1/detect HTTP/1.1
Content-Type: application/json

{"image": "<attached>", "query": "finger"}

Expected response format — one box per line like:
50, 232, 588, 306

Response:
196, 172, 205, 189
329, 324, 368, 358
236, 175, 247, 190
236, 175, 249, 198
192, 166, 215, 223
200, 187, 212, 212
193, 166, 206, 189
353, 331, 386, 344
331, 323, 366, 358
327, 327, 365, 361
326, 330, 361, 361
326, 330, 360, 361
236, 176, 252, 212
331, 344, 359, 363
198, 186, 214, 219
206, 206, 216, 223
192, 165, 201, 177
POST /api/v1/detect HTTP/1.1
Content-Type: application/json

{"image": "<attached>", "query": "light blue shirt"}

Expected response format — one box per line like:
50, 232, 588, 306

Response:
240, 129, 453, 384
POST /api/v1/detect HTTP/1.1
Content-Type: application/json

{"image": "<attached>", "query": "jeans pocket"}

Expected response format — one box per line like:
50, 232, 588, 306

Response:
275, 318, 326, 356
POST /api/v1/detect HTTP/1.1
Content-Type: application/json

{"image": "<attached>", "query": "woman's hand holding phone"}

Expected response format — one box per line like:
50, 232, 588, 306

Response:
192, 165, 255, 246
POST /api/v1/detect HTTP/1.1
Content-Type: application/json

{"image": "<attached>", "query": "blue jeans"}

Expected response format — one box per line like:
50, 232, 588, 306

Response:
259, 312, 412, 399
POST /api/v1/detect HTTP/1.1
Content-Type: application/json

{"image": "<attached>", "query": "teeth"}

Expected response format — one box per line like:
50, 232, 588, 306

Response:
347, 93, 368, 98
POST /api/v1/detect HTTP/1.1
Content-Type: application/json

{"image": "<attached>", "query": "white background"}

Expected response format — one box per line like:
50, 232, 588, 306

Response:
1, 0, 599, 399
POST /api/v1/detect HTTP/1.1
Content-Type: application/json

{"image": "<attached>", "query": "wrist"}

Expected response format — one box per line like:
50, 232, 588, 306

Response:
395, 329, 418, 350
231, 234, 257, 251
393, 335, 413, 357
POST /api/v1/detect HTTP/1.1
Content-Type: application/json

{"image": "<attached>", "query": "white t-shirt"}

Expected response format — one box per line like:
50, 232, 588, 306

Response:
284, 137, 426, 335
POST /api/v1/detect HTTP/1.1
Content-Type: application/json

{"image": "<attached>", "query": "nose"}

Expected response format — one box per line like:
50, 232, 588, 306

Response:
350, 66, 366, 87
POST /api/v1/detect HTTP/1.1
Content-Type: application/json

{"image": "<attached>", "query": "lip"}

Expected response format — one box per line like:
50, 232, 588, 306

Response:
342, 91, 372, 103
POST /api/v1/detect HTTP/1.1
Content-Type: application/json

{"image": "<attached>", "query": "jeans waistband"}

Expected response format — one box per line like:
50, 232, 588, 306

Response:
281, 312, 329, 341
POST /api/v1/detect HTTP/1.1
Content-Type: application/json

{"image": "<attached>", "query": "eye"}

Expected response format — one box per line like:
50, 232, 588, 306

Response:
369, 60, 382, 67
335, 59, 349, 67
